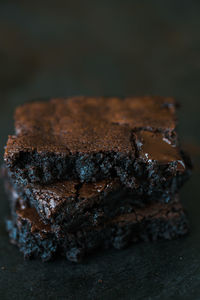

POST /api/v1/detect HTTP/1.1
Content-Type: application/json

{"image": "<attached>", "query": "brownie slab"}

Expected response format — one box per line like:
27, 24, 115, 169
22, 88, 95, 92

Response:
4, 97, 191, 194
4, 174, 125, 230
6, 198, 189, 262
4, 166, 185, 232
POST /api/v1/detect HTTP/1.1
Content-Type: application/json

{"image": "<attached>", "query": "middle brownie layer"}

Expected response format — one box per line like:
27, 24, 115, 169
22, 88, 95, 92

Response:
4, 169, 181, 232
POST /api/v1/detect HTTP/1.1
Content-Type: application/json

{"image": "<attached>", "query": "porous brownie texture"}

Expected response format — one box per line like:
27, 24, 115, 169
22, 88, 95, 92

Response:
4, 97, 191, 196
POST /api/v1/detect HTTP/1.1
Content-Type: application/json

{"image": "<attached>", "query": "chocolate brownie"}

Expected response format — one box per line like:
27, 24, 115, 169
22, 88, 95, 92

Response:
6, 197, 189, 262
4, 97, 191, 195
3, 165, 185, 232
4, 174, 123, 230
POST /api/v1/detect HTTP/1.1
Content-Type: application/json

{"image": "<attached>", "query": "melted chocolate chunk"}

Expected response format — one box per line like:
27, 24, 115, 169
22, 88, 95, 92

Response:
135, 131, 185, 171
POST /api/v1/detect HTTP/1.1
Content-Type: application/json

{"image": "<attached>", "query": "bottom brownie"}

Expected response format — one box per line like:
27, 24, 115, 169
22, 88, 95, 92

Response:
6, 199, 189, 263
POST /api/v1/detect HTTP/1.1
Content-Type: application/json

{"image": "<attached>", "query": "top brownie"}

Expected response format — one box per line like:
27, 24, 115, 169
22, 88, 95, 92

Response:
4, 96, 190, 191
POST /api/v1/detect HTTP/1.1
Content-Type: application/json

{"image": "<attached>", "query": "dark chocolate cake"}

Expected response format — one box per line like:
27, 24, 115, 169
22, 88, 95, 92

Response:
3, 97, 191, 262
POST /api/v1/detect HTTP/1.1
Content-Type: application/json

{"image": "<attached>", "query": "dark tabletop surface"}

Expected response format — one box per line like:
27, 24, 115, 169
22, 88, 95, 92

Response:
0, 1, 200, 299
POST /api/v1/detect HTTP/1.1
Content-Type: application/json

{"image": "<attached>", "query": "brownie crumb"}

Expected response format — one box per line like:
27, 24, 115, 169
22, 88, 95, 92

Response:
98, 279, 103, 284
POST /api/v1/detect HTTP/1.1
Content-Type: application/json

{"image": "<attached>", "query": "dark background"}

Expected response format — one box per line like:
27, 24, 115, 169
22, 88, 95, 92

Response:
0, 1, 200, 299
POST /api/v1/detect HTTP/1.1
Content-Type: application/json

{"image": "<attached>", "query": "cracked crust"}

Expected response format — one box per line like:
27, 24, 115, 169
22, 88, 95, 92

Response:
5, 173, 122, 229
4, 97, 191, 191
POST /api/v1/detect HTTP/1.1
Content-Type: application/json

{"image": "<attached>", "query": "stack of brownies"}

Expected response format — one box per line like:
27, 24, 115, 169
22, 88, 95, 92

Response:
3, 96, 192, 262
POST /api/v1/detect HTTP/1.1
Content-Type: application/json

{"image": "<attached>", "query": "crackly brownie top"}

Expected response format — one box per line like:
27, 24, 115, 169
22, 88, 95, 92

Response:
24, 179, 121, 219
5, 96, 177, 157
16, 198, 183, 236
